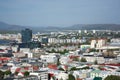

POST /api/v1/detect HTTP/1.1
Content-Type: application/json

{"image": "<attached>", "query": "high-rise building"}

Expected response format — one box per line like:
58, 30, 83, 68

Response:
21, 28, 32, 43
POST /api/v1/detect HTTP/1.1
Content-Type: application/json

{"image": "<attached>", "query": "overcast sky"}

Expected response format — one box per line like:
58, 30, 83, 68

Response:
0, 0, 120, 27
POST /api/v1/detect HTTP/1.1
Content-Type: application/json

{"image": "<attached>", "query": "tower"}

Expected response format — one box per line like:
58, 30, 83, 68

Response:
21, 28, 32, 43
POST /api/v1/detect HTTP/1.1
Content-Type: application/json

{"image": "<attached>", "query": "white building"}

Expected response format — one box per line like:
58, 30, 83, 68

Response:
23, 52, 33, 58
20, 48, 30, 53
73, 70, 91, 79
96, 39, 106, 48
82, 56, 105, 64
48, 38, 82, 44
59, 56, 70, 65
91, 40, 97, 48
30, 72, 48, 80
48, 38, 57, 44
91, 39, 106, 48
90, 70, 120, 79
117, 54, 120, 60
56, 72, 68, 80
111, 38, 120, 43
40, 54, 58, 63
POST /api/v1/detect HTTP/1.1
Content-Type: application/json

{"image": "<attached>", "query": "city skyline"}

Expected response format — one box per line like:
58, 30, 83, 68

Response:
0, 0, 120, 27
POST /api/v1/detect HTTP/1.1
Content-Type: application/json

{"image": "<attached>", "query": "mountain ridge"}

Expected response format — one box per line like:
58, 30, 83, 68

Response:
0, 21, 120, 32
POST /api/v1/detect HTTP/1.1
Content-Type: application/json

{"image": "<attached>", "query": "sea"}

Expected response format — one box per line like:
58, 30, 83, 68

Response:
0, 39, 13, 45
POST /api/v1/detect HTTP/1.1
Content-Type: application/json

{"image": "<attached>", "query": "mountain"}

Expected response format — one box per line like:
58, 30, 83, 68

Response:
0, 22, 26, 31
18, 24, 120, 32
0, 21, 120, 33
64, 24, 120, 30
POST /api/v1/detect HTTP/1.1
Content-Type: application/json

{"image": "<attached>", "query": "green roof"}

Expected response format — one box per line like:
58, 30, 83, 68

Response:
91, 70, 101, 73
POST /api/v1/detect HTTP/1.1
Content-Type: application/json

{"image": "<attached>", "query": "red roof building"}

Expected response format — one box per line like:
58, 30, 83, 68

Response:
48, 64, 57, 70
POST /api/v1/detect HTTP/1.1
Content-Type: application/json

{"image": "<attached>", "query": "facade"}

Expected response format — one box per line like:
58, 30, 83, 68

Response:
111, 38, 120, 43
18, 41, 41, 49
30, 72, 48, 80
41, 37, 48, 44
73, 70, 91, 79
56, 73, 68, 80
83, 56, 105, 64
40, 54, 58, 63
117, 54, 120, 60
59, 56, 69, 64
48, 38, 84, 44
14, 75, 39, 80
90, 70, 120, 79
91, 40, 97, 48
21, 28, 32, 43
91, 39, 106, 48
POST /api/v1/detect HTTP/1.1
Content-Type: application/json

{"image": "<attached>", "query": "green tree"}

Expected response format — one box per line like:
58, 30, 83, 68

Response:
0, 70, 4, 79
58, 67, 65, 71
80, 57, 87, 62
90, 49, 98, 52
51, 49, 56, 53
57, 58, 61, 66
14, 72, 18, 75
81, 66, 89, 69
94, 60, 98, 65
24, 71, 29, 77
93, 77, 102, 80
104, 75, 120, 80
68, 74, 75, 80
70, 67, 77, 71
73, 57, 79, 61
64, 49, 69, 53
4, 70, 11, 75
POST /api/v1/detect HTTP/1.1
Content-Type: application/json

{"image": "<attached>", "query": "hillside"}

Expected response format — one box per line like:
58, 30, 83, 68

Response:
0, 21, 120, 33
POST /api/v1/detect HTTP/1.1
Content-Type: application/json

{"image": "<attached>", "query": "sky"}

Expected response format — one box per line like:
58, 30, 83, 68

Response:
0, 0, 120, 27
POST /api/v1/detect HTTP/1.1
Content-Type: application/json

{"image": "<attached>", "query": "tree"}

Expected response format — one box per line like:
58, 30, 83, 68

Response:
0, 70, 4, 79
4, 70, 11, 75
81, 66, 89, 69
24, 71, 29, 77
64, 49, 69, 53
57, 58, 61, 66
51, 49, 56, 53
104, 75, 120, 80
14, 72, 18, 75
58, 67, 64, 71
70, 67, 77, 71
94, 60, 98, 65
80, 57, 87, 62
68, 74, 75, 80
90, 49, 98, 52
93, 77, 102, 80
73, 57, 79, 61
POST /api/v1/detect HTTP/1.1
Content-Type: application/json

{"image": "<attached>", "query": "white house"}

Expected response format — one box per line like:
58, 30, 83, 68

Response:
40, 54, 58, 63
59, 56, 70, 65
30, 72, 48, 80
73, 70, 91, 79
56, 72, 68, 80
91, 39, 106, 48
83, 56, 105, 64
90, 70, 120, 79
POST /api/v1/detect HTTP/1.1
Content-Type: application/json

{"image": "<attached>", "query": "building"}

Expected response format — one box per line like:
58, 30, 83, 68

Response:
18, 41, 41, 49
82, 56, 105, 64
59, 56, 70, 65
14, 75, 39, 80
91, 40, 97, 48
91, 39, 106, 48
90, 70, 120, 79
41, 37, 48, 44
21, 28, 32, 43
30, 71, 48, 80
73, 70, 91, 79
40, 54, 58, 63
